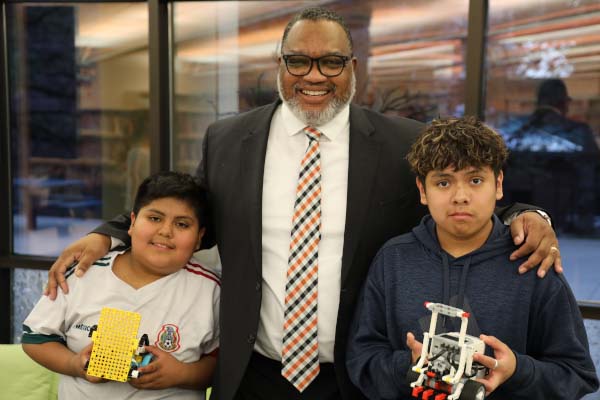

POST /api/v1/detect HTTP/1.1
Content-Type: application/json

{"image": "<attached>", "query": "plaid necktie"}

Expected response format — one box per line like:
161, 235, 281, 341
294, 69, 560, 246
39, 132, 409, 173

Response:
281, 126, 322, 392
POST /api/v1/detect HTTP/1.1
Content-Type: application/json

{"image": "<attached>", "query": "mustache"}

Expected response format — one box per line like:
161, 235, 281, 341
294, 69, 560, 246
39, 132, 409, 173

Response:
276, 70, 356, 127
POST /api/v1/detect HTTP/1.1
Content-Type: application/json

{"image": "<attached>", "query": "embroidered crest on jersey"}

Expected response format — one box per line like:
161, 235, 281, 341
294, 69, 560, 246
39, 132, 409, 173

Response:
155, 324, 181, 352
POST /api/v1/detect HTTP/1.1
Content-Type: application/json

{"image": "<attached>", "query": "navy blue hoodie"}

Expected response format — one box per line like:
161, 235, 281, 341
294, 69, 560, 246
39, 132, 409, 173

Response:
347, 215, 598, 399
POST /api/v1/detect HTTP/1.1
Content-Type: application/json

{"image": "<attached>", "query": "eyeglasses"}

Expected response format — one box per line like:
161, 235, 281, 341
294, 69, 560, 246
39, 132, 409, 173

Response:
282, 54, 351, 78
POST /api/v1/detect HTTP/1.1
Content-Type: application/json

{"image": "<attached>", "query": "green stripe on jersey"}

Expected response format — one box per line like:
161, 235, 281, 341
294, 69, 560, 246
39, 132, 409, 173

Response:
21, 325, 66, 345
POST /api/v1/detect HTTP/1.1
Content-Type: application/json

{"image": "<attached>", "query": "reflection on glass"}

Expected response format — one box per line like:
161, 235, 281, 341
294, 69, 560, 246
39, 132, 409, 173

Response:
7, 3, 150, 256
172, 0, 469, 173
486, 0, 600, 302
11, 268, 47, 343
583, 319, 600, 400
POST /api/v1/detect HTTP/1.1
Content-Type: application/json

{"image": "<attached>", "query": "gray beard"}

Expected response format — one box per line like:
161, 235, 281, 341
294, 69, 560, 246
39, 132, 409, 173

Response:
277, 72, 356, 127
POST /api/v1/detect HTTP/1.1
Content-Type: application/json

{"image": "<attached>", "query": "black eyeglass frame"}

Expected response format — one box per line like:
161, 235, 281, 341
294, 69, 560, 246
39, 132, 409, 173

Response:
282, 54, 352, 77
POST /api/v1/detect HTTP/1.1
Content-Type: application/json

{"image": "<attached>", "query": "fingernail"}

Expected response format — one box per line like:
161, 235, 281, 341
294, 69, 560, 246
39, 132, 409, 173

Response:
75, 269, 83, 277
539, 270, 546, 278
515, 235, 523, 244
518, 267, 526, 274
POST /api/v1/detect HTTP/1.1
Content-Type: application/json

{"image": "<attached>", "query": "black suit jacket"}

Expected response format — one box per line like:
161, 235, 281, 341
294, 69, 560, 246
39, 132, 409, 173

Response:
95, 101, 535, 400
199, 101, 426, 400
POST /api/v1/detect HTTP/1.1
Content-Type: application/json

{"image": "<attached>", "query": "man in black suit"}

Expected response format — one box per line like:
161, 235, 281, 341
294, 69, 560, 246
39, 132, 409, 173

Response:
46, 7, 561, 400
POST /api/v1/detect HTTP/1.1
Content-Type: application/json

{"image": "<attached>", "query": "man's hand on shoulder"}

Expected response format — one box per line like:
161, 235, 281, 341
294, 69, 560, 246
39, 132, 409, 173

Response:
508, 211, 562, 278
45, 233, 111, 300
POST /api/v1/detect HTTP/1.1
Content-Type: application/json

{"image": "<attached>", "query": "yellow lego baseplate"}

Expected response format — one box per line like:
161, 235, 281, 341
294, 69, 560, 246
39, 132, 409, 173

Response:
87, 307, 141, 382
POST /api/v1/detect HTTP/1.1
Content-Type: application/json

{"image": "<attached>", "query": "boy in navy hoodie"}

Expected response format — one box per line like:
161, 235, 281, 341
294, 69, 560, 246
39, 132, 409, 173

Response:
346, 117, 598, 399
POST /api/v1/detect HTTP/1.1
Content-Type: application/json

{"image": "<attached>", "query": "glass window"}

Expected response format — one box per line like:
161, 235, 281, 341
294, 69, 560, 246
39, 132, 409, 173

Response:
584, 318, 600, 400
7, 3, 150, 257
11, 268, 47, 343
172, 0, 469, 173
486, 0, 600, 302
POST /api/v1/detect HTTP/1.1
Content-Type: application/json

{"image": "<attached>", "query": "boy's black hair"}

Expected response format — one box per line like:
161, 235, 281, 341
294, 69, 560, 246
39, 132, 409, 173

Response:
407, 116, 509, 183
132, 171, 207, 228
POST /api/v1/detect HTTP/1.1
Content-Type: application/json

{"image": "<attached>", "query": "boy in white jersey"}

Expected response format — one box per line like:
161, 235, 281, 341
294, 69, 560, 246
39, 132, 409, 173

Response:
22, 171, 220, 400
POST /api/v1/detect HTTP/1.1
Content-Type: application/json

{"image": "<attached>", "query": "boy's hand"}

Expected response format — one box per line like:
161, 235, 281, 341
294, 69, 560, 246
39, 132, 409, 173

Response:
508, 211, 562, 277
473, 334, 516, 395
128, 345, 184, 390
74, 343, 107, 384
406, 332, 423, 364
45, 233, 111, 300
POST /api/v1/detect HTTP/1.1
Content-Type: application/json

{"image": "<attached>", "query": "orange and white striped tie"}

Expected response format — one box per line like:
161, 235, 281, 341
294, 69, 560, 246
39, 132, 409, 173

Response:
281, 126, 322, 392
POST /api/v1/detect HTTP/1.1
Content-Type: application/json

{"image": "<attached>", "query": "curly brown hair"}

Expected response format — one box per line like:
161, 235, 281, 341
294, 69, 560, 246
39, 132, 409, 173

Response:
407, 116, 508, 182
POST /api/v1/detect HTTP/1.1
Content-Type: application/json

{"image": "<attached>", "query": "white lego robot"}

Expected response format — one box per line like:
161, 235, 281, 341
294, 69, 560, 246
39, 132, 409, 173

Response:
407, 302, 488, 400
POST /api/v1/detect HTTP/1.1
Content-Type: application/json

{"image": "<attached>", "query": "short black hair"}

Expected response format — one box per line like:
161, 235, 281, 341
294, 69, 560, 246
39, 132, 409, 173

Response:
407, 116, 508, 183
537, 78, 570, 108
132, 171, 207, 228
281, 7, 353, 54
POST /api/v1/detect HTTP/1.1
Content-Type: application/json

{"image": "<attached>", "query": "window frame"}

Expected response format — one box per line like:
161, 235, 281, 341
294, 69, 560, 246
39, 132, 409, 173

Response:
0, 0, 598, 344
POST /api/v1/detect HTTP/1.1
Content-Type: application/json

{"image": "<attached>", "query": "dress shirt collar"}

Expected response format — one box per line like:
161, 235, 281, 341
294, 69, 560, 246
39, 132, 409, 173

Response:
280, 101, 350, 142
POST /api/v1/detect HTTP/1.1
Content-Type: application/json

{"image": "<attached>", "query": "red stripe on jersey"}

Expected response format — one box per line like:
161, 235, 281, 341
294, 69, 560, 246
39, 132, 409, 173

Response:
187, 261, 220, 280
184, 266, 221, 286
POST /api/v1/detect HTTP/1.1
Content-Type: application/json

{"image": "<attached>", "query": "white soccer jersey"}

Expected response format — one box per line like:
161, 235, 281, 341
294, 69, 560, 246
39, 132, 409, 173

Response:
23, 249, 220, 400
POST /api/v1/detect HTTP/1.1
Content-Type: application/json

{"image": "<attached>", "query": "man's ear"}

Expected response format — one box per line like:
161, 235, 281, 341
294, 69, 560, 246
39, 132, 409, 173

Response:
496, 170, 504, 201
416, 177, 428, 205
128, 211, 136, 236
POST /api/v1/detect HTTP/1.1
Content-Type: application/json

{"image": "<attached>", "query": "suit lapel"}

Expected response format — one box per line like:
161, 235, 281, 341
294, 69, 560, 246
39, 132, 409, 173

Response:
341, 105, 380, 285
240, 101, 280, 276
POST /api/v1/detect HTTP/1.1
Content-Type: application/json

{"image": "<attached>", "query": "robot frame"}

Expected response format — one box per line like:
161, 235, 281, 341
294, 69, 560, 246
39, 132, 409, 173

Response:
407, 302, 488, 400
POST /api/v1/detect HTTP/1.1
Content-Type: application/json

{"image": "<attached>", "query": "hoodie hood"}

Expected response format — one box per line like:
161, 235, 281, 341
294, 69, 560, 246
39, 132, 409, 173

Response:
412, 214, 514, 264
412, 214, 515, 313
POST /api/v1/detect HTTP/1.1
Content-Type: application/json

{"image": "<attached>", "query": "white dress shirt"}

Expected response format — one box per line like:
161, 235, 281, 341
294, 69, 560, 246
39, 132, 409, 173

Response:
256, 102, 350, 363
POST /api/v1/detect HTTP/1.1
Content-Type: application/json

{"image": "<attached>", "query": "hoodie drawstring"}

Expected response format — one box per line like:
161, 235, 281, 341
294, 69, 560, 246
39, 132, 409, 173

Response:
457, 257, 471, 311
441, 253, 450, 327
441, 252, 472, 328
442, 253, 450, 307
